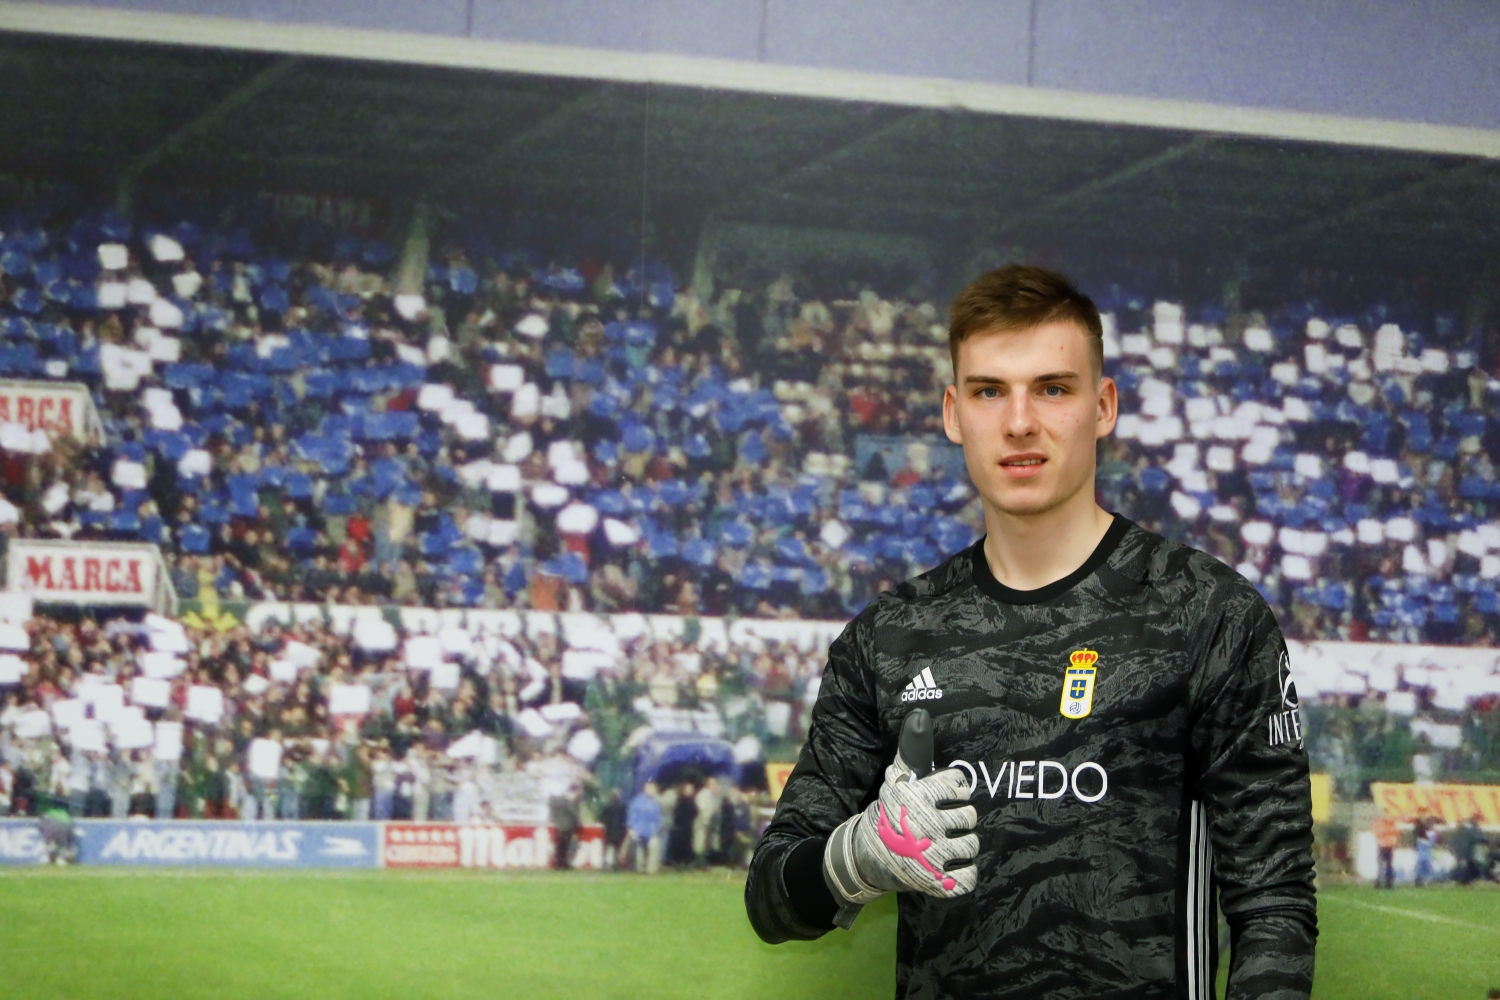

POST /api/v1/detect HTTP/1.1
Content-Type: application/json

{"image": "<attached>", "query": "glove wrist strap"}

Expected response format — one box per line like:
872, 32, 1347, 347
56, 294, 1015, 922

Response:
822, 813, 886, 906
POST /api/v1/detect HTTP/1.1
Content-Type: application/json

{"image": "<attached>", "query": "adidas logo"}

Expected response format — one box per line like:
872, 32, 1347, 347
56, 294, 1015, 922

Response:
900, 667, 943, 702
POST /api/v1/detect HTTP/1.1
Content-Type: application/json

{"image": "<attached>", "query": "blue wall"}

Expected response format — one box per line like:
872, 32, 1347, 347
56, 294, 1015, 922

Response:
20, 0, 1500, 131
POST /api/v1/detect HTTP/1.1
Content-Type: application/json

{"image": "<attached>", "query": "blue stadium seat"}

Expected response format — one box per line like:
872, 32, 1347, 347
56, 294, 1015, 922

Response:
622, 423, 656, 454
447, 548, 484, 577
647, 533, 679, 559
800, 568, 830, 594
739, 432, 767, 465
179, 523, 210, 554
774, 537, 808, 564
320, 492, 355, 516
286, 527, 317, 554
276, 473, 309, 500
164, 363, 214, 390
720, 521, 754, 547
681, 538, 716, 567
740, 564, 772, 590
541, 552, 589, 585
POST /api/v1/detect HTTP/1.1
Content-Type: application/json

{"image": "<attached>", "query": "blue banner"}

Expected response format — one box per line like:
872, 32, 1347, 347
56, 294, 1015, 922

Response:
71, 821, 381, 868
0, 819, 46, 865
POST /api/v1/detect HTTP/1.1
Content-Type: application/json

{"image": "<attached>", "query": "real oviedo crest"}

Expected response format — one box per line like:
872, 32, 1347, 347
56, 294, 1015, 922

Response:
1060, 649, 1098, 719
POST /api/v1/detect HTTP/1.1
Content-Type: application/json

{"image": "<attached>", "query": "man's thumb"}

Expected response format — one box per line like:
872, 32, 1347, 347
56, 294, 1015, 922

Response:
894, 708, 934, 778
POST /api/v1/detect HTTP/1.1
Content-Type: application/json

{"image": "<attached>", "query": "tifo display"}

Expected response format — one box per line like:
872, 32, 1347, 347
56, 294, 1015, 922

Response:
0, 199, 1494, 894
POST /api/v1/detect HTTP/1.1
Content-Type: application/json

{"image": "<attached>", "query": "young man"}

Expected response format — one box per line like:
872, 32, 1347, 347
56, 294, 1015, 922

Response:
746, 264, 1316, 999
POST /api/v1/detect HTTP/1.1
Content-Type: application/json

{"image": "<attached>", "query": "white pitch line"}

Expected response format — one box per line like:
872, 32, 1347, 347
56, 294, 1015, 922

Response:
1324, 894, 1500, 935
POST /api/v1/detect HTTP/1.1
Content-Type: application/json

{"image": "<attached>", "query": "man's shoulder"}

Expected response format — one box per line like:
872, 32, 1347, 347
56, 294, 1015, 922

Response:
887, 543, 978, 606
1115, 519, 1273, 625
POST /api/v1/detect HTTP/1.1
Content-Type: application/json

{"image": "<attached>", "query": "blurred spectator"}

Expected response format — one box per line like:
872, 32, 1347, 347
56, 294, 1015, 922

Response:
666, 780, 697, 866
627, 781, 663, 874
599, 788, 626, 871
1451, 815, 1485, 885
550, 788, 579, 870
1372, 814, 1398, 889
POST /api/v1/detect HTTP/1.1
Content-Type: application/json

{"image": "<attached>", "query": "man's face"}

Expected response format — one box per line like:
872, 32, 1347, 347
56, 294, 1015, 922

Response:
942, 320, 1117, 519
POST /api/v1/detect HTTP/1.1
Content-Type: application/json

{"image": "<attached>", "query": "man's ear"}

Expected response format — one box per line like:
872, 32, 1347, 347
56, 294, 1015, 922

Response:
942, 384, 963, 445
1095, 376, 1118, 439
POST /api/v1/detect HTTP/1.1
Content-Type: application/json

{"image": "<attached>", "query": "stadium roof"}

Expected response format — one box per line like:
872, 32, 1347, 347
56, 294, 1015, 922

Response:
2, 31, 1498, 305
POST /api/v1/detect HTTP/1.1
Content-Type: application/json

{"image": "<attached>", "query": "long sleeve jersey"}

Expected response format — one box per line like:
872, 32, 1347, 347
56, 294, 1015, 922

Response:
746, 515, 1316, 1000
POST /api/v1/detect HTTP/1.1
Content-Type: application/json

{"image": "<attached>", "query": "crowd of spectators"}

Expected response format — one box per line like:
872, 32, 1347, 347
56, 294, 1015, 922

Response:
0, 602, 823, 856
1095, 298, 1500, 648
0, 203, 977, 623
2, 197, 1500, 840
2, 202, 1498, 642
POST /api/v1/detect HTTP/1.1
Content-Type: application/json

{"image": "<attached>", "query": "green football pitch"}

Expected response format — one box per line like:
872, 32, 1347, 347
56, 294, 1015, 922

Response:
1, 869, 1496, 999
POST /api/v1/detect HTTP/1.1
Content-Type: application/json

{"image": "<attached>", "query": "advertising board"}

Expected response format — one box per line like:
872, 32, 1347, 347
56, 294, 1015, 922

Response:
74, 820, 381, 867
5, 540, 177, 614
0, 818, 47, 864
382, 823, 605, 870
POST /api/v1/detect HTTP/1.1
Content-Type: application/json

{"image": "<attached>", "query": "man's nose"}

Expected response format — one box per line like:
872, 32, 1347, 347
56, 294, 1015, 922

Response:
1003, 391, 1039, 437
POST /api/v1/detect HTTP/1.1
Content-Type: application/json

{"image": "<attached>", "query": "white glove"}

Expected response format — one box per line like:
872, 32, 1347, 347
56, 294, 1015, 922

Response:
823, 750, 979, 911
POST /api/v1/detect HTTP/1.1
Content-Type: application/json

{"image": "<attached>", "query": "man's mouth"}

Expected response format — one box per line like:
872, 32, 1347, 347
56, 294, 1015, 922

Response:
998, 454, 1047, 478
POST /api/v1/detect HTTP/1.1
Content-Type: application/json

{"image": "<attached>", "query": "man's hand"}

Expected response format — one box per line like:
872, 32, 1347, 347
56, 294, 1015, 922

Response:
822, 750, 979, 910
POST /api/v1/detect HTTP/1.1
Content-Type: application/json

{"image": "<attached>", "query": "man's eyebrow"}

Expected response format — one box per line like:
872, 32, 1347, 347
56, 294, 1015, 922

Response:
962, 371, 1082, 385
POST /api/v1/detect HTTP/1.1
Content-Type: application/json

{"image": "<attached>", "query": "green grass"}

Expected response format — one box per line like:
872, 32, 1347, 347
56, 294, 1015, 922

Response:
1308, 885, 1500, 1000
0, 871, 1496, 999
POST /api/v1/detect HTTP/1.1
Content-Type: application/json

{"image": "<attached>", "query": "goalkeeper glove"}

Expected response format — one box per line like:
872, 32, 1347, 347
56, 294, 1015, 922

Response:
822, 724, 978, 924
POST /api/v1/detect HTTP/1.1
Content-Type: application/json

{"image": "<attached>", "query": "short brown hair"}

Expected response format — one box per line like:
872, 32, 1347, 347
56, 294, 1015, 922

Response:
948, 263, 1104, 379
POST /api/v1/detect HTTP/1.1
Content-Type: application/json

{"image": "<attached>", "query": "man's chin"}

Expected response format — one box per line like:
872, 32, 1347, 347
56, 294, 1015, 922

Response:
984, 485, 1070, 518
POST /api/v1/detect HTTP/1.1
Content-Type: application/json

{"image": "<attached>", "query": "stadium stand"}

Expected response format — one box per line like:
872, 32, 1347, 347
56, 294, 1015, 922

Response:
1, 200, 1498, 839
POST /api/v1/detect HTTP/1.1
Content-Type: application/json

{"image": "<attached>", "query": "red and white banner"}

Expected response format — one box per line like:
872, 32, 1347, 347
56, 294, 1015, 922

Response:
382, 823, 605, 870
0, 381, 102, 445
5, 540, 175, 613
1371, 782, 1500, 826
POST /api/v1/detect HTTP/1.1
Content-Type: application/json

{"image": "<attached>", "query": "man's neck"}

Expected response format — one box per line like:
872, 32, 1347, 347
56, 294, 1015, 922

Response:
979, 490, 1115, 593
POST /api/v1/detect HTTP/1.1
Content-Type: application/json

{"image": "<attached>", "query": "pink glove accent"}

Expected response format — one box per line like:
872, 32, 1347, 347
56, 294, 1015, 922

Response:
876, 802, 956, 891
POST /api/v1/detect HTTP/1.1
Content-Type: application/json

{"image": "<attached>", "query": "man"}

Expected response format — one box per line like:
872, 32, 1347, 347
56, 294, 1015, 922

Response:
550, 785, 580, 870
1373, 813, 1399, 889
746, 265, 1316, 999
599, 789, 628, 871
627, 781, 664, 874
1413, 811, 1436, 887
693, 776, 724, 866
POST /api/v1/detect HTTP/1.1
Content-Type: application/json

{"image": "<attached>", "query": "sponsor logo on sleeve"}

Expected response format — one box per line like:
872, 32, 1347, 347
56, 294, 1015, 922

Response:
1060, 649, 1098, 719
1267, 650, 1304, 749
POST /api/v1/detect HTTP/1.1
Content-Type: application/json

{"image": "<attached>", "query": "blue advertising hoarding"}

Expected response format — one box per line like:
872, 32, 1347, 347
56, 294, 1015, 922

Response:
0, 819, 47, 864
0, 820, 381, 868
79, 821, 382, 867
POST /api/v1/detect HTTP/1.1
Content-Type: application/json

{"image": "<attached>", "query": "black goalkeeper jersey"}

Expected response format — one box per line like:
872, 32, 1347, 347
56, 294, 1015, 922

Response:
746, 515, 1316, 1000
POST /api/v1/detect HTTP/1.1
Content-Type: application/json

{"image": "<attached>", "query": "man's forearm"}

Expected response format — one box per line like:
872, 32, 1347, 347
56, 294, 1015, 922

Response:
1225, 906, 1316, 1000
745, 835, 838, 943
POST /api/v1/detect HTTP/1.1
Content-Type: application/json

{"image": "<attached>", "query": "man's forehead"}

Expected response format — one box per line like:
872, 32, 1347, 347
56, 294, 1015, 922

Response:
957, 320, 1096, 378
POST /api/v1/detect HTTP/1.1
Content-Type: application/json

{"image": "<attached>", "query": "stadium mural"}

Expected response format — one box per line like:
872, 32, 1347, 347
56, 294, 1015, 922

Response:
0, 21, 1498, 970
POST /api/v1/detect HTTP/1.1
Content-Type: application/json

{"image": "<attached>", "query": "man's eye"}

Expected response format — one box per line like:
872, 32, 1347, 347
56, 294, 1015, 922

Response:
978, 387, 999, 398
1043, 385, 1064, 396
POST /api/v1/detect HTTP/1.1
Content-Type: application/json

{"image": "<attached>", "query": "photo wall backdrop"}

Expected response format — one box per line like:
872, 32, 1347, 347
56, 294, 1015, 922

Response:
0, 29, 1497, 885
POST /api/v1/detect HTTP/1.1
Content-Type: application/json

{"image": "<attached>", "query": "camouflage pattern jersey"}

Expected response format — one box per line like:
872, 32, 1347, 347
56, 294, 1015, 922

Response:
746, 515, 1316, 1000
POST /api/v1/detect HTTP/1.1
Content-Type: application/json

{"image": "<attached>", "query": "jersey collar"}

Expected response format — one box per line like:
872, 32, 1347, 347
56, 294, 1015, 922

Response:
969, 513, 1131, 606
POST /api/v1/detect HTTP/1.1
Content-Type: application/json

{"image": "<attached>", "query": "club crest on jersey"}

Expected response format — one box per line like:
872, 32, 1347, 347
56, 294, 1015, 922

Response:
1060, 650, 1098, 719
